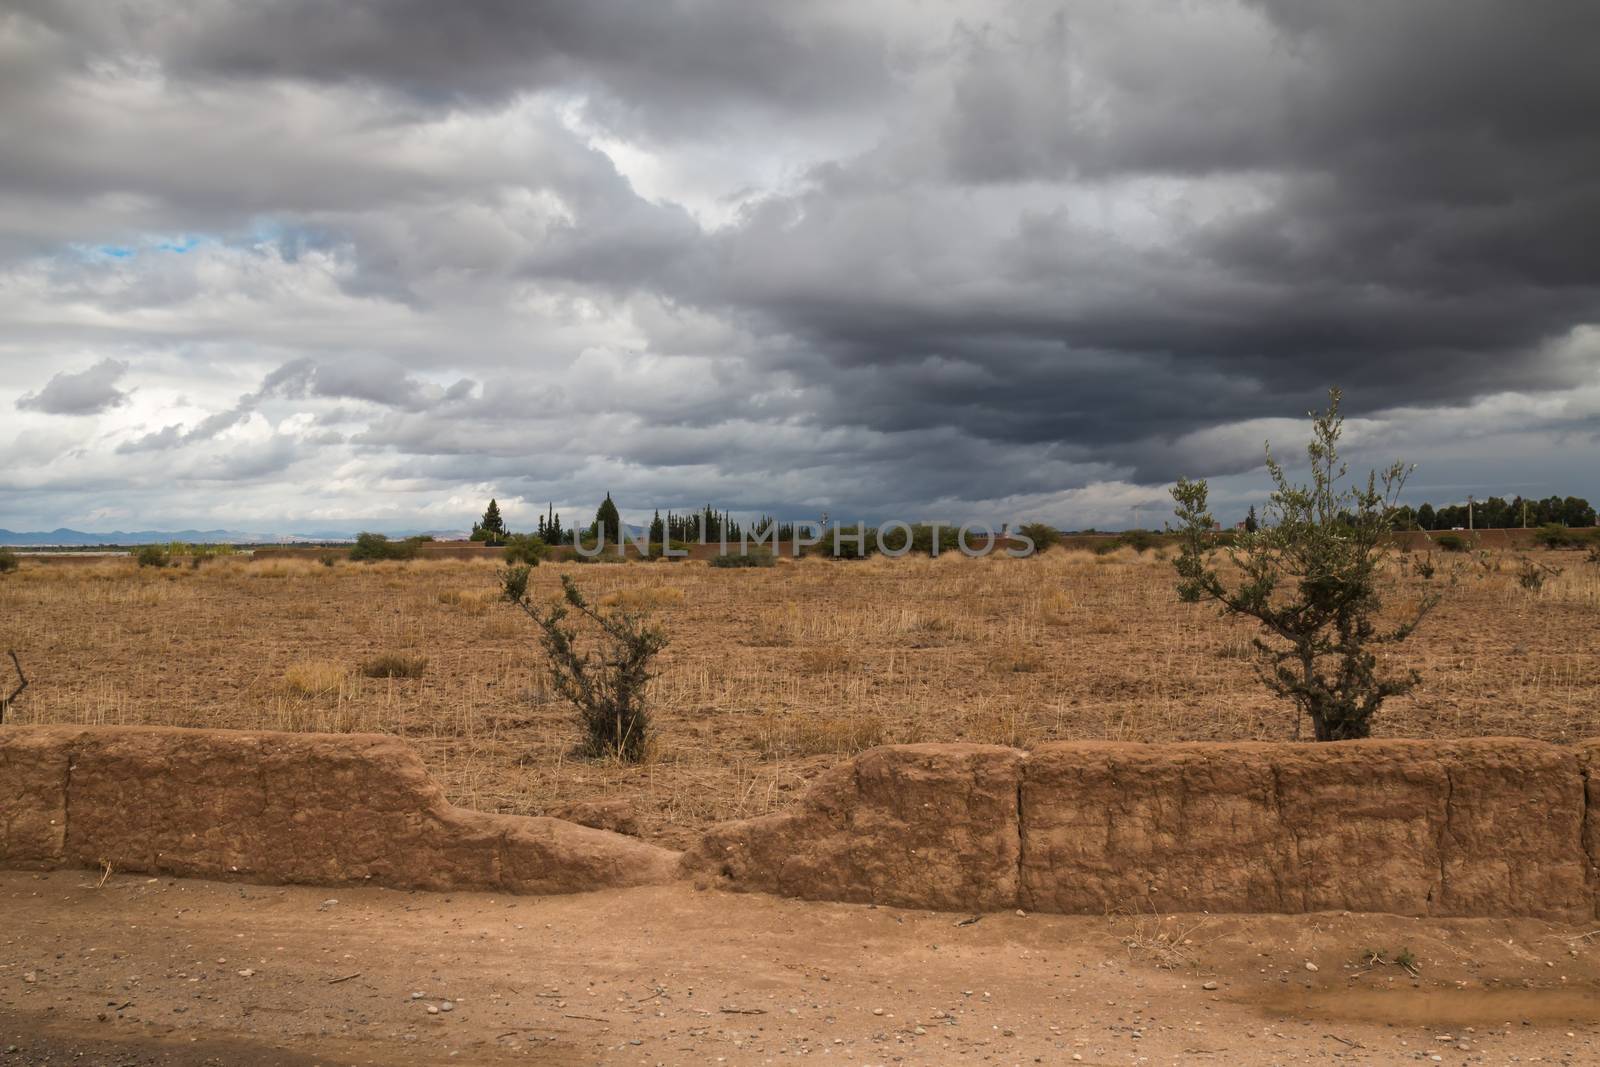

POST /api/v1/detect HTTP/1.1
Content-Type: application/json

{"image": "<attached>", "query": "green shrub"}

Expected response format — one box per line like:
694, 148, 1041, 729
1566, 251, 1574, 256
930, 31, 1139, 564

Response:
349, 532, 421, 562
0, 547, 18, 574
500, 571, 667, 763
1172, 388, 1438, 742
1093, 530, 1161, 555
1018, 522, 1059, 553
1533, 524, 1594, 549
134, 544, 170, 568
503, 533, 547, 565
1128, 530, 1158, 553
1434, 533, 1467, 553
710, 551, 776, 568
815, 530, 874, 560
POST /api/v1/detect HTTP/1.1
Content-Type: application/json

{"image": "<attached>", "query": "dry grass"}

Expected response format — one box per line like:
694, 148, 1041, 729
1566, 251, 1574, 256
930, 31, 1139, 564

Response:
361, 652, 429, 679
3, 547, 1599, 847
281, 659, 355, 698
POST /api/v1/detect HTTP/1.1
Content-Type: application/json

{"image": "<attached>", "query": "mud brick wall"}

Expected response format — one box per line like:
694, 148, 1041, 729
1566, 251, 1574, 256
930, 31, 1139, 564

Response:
0, 725, 679, 894
5, 727, 1597, 919
690, 738, 1600, 921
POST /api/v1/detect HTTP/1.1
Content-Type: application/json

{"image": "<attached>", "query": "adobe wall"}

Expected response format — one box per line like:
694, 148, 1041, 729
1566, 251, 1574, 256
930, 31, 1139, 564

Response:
689, 738, 1600, 922
0, 725, 679, 894
4, 727, 1597, 919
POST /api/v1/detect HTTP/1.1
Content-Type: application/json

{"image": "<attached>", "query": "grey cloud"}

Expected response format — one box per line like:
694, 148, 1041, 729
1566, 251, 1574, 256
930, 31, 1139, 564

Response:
16, 358, 131, 415
114, 357, 468, 454
4, 0, 1600, 529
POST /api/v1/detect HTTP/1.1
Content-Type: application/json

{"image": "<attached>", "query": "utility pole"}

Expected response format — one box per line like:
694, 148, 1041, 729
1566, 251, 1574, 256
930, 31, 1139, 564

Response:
1468, 495, 1474, 532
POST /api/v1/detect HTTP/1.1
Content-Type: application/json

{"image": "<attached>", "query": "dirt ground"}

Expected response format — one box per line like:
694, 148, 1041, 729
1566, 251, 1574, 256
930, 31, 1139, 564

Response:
3, 547, 1599, 848
2, 871, 1598, 1065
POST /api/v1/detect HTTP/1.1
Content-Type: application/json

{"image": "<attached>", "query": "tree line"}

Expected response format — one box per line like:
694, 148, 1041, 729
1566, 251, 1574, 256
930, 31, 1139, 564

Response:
1395, 495, 1595, 531
469, 495, 823, 549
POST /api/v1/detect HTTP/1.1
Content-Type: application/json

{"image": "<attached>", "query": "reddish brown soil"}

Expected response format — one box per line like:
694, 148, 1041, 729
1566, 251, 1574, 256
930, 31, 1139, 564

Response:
3, 871, 1597, 1065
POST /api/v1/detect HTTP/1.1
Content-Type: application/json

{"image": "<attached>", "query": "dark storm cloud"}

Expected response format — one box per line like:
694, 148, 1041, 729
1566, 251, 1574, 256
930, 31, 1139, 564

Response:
16, 358, 131, 415
676, 0, 1600, 479
3, 0, 1599, 530
13, 0, 890, 134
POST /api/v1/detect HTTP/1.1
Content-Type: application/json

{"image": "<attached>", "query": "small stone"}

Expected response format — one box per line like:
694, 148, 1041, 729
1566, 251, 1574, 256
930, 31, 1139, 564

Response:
440, 1001, 454, 1012
1304, 961, 1318, 972
427, 1005, 440, 1015
1202, 981, 1219, 991
236, 969, 254, 977
872, 1008, 885, 1016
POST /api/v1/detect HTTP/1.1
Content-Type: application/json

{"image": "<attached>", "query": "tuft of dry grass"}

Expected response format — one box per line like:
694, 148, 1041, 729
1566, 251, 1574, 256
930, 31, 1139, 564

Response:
600, 585, 686, 612
281, 659, 355, 698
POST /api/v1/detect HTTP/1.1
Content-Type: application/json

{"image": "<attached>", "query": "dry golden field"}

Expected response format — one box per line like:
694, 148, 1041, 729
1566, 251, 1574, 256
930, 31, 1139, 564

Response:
2, 546, 1598, 848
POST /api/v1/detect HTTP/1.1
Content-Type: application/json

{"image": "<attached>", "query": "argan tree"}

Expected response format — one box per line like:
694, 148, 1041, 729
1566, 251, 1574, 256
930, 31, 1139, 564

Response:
500, 569, 667, 762
1170, 389, 1438, 741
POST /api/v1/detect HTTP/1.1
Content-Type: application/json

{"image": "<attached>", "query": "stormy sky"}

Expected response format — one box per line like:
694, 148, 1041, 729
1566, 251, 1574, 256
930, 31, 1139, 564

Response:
4, 0, 1599, 533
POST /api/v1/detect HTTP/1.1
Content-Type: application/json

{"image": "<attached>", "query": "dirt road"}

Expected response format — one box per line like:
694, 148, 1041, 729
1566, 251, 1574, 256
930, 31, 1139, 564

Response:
2, 870, 1597, 1065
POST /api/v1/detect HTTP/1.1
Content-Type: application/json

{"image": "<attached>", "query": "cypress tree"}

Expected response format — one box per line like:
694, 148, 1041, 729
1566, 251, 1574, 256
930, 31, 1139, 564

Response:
594, 493, 621, 544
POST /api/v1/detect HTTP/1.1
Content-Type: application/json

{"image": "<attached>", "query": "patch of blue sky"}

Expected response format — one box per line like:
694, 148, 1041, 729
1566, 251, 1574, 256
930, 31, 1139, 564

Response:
78, 234, 212, 260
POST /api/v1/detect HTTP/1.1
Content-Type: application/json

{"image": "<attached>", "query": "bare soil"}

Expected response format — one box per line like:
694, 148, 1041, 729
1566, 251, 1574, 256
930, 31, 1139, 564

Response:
3, 548, 1598, 849
3, 871, 1598, 1065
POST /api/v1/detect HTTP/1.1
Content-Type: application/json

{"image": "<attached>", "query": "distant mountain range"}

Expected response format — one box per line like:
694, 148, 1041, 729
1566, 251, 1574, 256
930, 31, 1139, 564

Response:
0, 527, 469, 546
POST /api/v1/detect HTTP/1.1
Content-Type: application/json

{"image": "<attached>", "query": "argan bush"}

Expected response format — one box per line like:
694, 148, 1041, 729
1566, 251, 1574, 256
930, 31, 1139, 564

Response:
1434, 533, 1468, 552
134, 544, 170, 568
349, 532, 421, 562
0, 548, 17, 574
1093, 530, 1162, 555
502, 533, 547, 565
1534, 524, 1595, 550
1018, 522, 1059, 553
500, 568, 668, 762
1171, 388, 1439, 741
